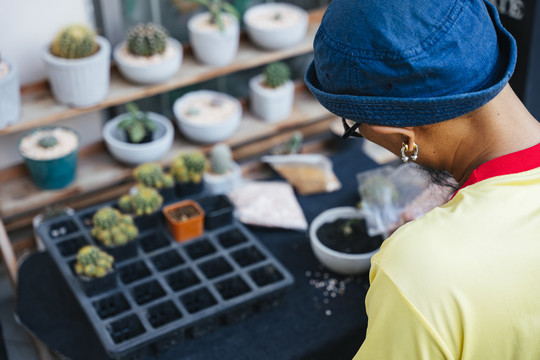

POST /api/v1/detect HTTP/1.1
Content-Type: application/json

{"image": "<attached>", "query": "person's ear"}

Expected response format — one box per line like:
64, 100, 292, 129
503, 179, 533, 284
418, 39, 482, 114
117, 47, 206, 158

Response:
363, 124, 416, 150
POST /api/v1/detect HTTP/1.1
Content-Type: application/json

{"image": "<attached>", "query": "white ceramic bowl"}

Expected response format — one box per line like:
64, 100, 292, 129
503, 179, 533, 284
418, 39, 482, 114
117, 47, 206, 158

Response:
309, 206, 385, 275
244, 3, 308, 50
103, 111, 174, 165
172, 90, 242, 144
113, 37, 183, 84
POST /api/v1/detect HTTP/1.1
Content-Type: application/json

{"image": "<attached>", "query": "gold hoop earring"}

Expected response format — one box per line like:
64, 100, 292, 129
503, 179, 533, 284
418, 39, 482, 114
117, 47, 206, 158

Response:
400, 142, 419, 162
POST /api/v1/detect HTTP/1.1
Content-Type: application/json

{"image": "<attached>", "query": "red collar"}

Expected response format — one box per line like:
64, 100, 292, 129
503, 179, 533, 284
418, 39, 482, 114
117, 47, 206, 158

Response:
457, 142, 540, 192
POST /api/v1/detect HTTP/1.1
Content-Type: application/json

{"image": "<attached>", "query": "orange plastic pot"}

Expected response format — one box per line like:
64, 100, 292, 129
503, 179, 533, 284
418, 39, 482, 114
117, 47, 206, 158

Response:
163, 199, 205, 243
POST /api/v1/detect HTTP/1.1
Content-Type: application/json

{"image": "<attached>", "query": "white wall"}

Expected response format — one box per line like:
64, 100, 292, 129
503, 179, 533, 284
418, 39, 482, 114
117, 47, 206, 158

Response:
0, 0, 103, 169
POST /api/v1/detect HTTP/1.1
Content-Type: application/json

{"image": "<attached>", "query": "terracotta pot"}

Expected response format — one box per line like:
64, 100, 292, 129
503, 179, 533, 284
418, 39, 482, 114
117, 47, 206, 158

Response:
163, 200, 205, 243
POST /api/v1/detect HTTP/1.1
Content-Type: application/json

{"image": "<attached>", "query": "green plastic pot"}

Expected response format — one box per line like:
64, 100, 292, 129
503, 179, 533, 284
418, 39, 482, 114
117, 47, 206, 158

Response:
18, 126, 80, 190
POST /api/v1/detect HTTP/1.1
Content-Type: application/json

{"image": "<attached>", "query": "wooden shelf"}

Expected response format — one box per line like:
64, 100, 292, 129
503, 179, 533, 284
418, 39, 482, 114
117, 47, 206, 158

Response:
0, 8, 325, 137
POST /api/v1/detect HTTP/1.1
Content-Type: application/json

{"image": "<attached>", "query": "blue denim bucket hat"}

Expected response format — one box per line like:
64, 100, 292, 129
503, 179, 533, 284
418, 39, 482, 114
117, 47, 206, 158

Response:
305, 0, 517, 127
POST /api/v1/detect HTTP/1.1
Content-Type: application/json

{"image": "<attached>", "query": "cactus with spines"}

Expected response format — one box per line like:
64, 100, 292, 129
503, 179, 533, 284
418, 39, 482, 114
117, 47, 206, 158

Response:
209, 143, 233, 175
262, 61, 291, 88
50, 24, 98, 59
126, 23, 168, 57
171, 151, 207, 184
75, 245, 114, 278
91, 207, 138, 247
133, 163, 174, 189
118, 186, 163, 216
38, 136, 58, 149
187, 0, 240, 32
117, 102, 157, 144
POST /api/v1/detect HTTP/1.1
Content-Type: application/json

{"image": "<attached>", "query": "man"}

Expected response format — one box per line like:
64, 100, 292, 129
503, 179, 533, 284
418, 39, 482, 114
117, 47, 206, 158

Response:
305, 0, 540, 358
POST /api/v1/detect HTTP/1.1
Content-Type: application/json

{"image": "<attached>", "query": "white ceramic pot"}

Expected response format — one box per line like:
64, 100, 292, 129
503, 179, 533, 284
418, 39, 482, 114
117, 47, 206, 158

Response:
203, 161, 242, 195
42, 36, 111, 108
173, 90, 242, 144
309, 206, 386, 275
0, 58, 20, 129
188, 12, 240, 66
113, 37, 183, 84
103, 111, 174, 165
249, 74, 294, 122
244, 2, 308, 50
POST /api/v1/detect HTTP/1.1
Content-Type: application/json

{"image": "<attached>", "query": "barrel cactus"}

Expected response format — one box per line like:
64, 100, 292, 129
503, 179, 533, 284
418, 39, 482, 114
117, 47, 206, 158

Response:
75, 245, 114, 278
50, 24, 98, 59
263, 62, 291, 88
209, 143, 233, 175
126, 23, 168, 57
38, 136, 58, 149
91, 207, 138, 247
118, 186, 163, 216
171, 151, 207, 184
133, 162, 174, 189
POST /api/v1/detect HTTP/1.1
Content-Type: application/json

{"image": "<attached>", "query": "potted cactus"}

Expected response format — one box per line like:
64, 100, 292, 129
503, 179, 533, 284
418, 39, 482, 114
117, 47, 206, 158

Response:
17, 126, 80, 189
118, 185, 164, 231
249, 61, 294, 122
133, 162, 175, 201
170, 150, 207, 197
91, 207, 139, 261
42, 24, 111, 108
187, 0, 240, 66
163, 199, 205, 243
203, 143, 242, 195
113, 22, 183, 84
0, 53, 20, 129
103, 102, 174, 165
74, 245, 116, 296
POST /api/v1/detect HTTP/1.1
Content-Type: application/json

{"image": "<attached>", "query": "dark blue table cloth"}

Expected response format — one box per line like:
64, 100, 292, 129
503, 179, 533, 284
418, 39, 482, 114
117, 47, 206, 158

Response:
15, 138, 382, 360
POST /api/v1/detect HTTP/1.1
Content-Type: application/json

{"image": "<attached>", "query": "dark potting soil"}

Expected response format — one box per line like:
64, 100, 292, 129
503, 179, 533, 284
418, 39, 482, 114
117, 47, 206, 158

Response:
168, 205, 200, 222
316, 218, 383, 254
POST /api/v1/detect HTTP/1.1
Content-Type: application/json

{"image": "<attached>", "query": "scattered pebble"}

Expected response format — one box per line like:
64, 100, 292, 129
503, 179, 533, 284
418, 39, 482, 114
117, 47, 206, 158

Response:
305, 266, 354, 316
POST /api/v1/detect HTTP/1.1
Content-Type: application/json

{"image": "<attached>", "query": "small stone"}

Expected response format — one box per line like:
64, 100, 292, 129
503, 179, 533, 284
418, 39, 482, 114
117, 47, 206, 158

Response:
325, 309, 332, 316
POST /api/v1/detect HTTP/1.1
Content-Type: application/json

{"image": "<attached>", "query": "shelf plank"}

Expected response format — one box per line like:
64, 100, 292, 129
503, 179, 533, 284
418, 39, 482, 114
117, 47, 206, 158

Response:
0, 87, 333, 221
0, 8, 325, 137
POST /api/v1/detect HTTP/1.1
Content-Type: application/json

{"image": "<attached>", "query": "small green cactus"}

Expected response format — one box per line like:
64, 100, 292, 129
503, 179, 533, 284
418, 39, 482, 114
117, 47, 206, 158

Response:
117, 102, 157, 143
209, 143, 233, 175
263, 61, 291, 89
119, 186, 163, 216
126, 23, 168, 57
50, 24, 98, 59
133, 163, 174, 189
38, 136, 58, 149
75, 245, 114, 278
188, 0, 240, 32
91, 207, 138, 247
171, 151, 207, 184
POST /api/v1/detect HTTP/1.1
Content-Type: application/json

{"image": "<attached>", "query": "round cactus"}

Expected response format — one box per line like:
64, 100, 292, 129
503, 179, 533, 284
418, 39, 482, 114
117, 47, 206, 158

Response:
263, 61, 291, 88
91, 207, 138, 247
118, 194, 133, 213
171, 151, 207, 184
209, 143, 233, 175
126, 23, 168, 57
75, 245, 114, 278
50, 24, 98, 59
133, 163, 173, 189
38, 136, 58, 149
171, 156, 189, 183
132, 186, 163, 216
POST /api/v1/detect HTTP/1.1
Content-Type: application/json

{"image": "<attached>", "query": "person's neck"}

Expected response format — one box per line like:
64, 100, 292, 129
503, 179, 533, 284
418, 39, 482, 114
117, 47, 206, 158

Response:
447, 85, 540, 186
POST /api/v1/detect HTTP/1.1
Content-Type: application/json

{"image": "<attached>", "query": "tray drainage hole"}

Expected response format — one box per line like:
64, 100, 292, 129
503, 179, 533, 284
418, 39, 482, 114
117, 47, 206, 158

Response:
118, 260, 151, 284
214, 276, 251, 300
249, 265, 285, 287
231, 246, 266, 267
184, 238, 216, 260
48, 219, 78, 239
217, 229, 248, 248
145, 300, 182, 328
166, 268, 200, 292
151, 250, 184, 272
131, 280, 166, 305
107, 314, 145, 344
140, 232, 170, 253
57, 236, 88, 257
180, 288, 217, 314
92, 292, 130, 319
198, 257, 233, 279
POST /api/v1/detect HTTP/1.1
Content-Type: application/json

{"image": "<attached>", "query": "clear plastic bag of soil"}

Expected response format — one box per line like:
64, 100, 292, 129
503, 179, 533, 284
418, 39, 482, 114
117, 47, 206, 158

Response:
261, 154, 341, 195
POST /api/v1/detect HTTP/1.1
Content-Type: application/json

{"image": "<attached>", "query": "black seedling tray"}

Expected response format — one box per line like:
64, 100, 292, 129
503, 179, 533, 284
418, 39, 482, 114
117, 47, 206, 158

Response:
37, 193, 294, 360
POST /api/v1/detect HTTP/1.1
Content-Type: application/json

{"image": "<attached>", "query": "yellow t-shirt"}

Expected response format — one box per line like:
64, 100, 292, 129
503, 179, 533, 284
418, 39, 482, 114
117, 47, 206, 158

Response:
354, 147, 540, 360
